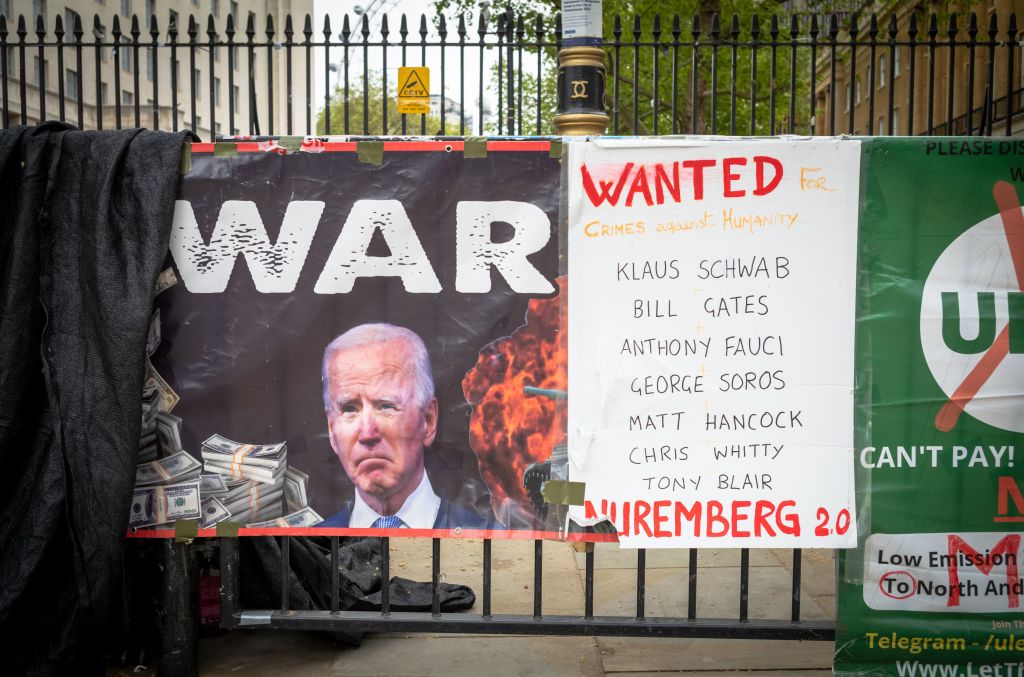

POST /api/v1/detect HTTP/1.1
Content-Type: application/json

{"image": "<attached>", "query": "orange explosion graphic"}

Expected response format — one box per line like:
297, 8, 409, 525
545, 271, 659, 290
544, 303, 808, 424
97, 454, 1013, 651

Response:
462, 276, 567, 528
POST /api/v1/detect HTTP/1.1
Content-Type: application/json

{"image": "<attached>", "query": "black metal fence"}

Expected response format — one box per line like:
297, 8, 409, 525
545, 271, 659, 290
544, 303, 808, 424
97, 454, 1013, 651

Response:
3, 9, 1024, 139
218, 536, 833, 640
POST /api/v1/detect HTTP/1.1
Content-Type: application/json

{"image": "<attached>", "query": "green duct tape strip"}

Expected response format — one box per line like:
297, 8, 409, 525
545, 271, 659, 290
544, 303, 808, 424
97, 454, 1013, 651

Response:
174, 519, 199, 542
277, 136, 303, 153
213, 142, 238, 157
541, 480, 586, 506
357, 140, 384, 165
463, 137, 488, 158
216, 521, 241, 538
180, 143, 193, 173
548, 138, 563, 159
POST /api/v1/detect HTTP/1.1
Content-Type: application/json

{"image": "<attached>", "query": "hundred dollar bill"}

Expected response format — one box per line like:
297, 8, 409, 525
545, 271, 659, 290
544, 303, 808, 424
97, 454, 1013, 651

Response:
129, 480, 201, 528
199, 473, 229, 495
200, 496, 231, 528
137, 447, 159, 463
246, 507, 323, 528
136, 450, 202, 486
144, 357, 179, 413
154, 267, 178, 296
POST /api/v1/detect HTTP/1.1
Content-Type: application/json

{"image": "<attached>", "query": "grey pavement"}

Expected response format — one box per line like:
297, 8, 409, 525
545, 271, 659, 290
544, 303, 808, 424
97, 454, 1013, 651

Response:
196, 538, 837, 676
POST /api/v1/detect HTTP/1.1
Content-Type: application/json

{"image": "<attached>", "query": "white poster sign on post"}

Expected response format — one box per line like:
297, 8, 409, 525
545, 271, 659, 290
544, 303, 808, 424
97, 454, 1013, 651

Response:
566, 137, 861, 548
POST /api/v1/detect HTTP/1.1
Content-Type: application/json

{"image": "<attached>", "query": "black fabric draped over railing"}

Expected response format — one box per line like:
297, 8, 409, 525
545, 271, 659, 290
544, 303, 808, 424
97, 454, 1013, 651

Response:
0, 124, 188, 675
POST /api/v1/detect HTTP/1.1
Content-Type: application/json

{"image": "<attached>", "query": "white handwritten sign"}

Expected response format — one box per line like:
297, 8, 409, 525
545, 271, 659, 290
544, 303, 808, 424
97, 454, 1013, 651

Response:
566, 137, 860, 548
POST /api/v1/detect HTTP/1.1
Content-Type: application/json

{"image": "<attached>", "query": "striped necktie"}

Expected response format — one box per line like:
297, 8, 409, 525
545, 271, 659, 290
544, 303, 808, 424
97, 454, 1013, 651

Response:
371, 515, 404, 529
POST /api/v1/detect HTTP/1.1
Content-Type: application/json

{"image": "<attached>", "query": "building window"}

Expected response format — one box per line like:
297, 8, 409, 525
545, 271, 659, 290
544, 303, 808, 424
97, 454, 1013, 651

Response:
34, 56, 46, 86
855, 76, 861, 104
120, 40, 132, 72
146, 47, 153, 81
214, 77, 221, 106
168, 9, 178, 32
892, 109, 900, 136
0, 0, 10, 20
215, 122, 222, 136
193, 68, 201, 98
845, 82, 851, 112
213, 0, 220, 15
893, 47, 901, 77
64, 9, 79, 38
232, 85, 239, 113
122, 89, 133, 105
65, 68, 78, 99
145, 0, 153, 21
230, 1, 238, 19
878, 116, 886, 135
32, 0, 46, 22
121, 0, 131, 18
878, 55, 887, 88
101, 82, 108, 104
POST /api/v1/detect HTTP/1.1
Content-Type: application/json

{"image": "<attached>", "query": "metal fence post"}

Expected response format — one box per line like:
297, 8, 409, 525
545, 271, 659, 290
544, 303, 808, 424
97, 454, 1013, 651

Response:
158, 539, 198, 677
553, 0, 608, 135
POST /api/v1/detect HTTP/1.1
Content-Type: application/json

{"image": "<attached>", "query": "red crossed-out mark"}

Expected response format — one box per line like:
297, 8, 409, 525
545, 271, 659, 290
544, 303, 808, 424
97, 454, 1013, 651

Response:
935, 181, 1024, 432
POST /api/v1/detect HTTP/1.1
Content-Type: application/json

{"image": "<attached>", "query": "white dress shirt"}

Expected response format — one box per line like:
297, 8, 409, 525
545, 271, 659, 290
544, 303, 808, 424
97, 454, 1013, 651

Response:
350, 471, 441, 528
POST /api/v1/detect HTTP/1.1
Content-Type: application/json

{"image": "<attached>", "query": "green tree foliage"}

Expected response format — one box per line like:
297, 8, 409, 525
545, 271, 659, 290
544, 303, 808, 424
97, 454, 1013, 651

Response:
317, 70, 444, 135
434, 0, 876, 136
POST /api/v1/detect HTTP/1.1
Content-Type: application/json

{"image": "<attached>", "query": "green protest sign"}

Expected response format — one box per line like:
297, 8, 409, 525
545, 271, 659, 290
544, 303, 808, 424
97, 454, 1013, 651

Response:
836, 138, 1024, 675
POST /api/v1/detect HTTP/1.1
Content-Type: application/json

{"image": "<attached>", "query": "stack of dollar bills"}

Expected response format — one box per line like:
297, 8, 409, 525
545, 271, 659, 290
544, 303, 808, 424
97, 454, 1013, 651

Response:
156, 412, 183, 457
138, 387, 159, 463
130, 450, 203, 528
201, 434, 287, 484
284, 467, 309, 513
198, 434, 321, 526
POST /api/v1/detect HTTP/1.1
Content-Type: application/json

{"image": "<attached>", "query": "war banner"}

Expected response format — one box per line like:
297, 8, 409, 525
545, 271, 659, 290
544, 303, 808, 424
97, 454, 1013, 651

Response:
129, 139, 567, 537
835, 138, 1024, 675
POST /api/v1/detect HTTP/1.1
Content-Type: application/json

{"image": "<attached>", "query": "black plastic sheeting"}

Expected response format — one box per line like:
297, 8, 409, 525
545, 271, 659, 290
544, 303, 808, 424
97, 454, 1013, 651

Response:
240, 536, 476, 645
0, 124, 192, 676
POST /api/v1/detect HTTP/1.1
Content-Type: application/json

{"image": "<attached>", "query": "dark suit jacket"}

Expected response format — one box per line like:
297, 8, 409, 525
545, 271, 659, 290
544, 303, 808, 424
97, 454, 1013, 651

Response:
317, 497, 498, 530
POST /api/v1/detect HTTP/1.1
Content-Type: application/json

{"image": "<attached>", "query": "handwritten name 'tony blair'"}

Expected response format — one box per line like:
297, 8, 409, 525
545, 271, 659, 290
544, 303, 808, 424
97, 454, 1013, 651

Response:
580, 156, 784, 207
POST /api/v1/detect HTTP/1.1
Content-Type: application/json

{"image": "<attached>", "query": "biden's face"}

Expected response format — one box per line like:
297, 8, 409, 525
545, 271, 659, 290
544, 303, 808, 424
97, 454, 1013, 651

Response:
325, 339, 437, 506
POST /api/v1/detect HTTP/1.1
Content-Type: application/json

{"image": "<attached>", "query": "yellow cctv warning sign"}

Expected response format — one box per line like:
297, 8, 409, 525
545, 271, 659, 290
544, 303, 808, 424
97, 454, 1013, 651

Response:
397, 66, 430, 114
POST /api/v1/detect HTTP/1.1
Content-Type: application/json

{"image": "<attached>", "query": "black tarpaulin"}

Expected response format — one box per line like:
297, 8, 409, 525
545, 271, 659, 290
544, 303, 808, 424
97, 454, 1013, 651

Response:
240, 536, 476, 646
0, 124, 191, 676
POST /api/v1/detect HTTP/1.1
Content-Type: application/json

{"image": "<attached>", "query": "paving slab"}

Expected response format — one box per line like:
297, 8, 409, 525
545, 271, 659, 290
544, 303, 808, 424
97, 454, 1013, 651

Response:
576, 545, 788, 570
585, 565, 829, 621
388, 537, 587, 616
595, 637, 835, 672
199, 630, 603, 677
773, 548, 837, 600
